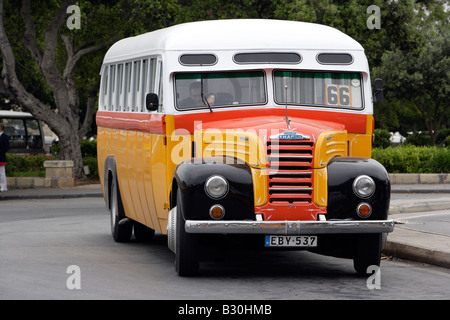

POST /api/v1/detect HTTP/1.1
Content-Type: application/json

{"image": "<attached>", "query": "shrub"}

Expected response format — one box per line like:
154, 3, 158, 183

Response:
80, 139, 97, 158
50, 139, 97, 158
405, 132, 431, 146
83, 156, 99, 179
372, 146, 450, 173
436, 128, 450, 146
5, 154, 51, 177
373, 128, 391, 149
445, 136, 450, 148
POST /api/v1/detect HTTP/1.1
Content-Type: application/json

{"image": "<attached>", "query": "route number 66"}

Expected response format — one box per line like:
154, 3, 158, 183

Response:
326, 84, 351, 106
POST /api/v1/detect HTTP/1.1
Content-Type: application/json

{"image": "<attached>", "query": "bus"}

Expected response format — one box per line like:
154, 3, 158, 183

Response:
0, 110, 45, 154
96, 19, 393, 276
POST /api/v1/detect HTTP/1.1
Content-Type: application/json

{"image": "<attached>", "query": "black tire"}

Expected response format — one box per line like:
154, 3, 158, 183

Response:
353, 233, 382, 275
110, 177, 132, 242
134, 221, 155, 242
175, 192, 199, 276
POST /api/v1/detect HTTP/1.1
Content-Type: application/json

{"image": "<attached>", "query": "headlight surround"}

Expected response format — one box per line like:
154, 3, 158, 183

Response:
353, 175, 376, 198
204, 175, 229, 199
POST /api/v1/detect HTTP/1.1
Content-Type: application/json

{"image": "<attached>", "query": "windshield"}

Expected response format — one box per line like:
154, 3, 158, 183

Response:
274, 71, 363, 109
175, 71, 266, 110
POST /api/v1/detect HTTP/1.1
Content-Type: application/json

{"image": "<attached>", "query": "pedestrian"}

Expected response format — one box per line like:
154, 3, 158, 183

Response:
0, 122, 10, 192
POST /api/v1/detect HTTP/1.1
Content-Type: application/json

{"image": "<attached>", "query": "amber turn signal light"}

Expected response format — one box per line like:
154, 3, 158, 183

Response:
209, 204, 225, 220
357, 203, 372, 218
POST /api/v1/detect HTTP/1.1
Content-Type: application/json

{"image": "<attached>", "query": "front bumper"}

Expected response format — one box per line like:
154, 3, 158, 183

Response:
185, 219, 395, 235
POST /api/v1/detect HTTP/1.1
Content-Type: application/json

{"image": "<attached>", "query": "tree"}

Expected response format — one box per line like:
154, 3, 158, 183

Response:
373, 1, 449, 145
175, 0, 278, 22
272, 0, 448, 141
0, 0, 108, 178
0, 0, 179, 179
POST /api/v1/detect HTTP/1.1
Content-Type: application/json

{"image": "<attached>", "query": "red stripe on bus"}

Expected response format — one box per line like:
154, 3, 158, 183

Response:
173, 108, 367, 133
96, 111, 166, 134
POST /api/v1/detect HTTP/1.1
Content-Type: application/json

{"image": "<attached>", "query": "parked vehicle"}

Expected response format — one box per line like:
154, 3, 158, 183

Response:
0, 111, 45, 154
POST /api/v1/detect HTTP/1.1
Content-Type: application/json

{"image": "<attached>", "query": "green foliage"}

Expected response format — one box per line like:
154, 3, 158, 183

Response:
405, 132, 431, 147
372, 1, 449, 144
176, 0, 277, 22
51, 139, 97, 158
6, 139, 98, 179
436, 128, 450, 147
83, 156, 98, 179
5, 154, 51, 177
373, 128, 391, 149
80, 140, 97, 158
372, 146, 450, 173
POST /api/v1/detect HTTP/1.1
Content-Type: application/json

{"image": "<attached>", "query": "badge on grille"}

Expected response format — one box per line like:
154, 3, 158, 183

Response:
270, 131, 310, 140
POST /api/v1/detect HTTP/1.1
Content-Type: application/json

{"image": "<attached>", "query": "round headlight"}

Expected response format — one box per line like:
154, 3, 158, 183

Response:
353, 175, 376, 198
205, 175, 229, 199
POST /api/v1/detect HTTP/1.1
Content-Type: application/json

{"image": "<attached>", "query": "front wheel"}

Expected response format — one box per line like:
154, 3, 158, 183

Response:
353, 233, 382, 275
175, 192, 199, 276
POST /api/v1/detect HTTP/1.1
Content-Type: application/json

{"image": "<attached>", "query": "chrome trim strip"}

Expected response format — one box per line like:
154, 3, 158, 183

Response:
185, 219, 395, 235
268, 155, 313, 159
268, 187, 313, 191
268, 172, 313, 175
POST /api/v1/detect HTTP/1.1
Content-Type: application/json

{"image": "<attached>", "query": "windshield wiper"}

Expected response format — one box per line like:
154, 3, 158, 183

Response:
201, 92, 213, 113
201, 77, 213, 113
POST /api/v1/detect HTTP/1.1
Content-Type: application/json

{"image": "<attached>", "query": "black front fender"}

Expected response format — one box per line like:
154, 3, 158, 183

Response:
327, 157, 390, 220
173, 156, 255, 221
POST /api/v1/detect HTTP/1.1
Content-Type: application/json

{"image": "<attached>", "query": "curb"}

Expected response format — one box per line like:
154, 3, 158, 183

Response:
384, 241, 450, 269
391, 188, 450, 194
384, 227, 450, 269
389, 173, 449, 184
389, 201, 450, 215
0, 193, 102, 201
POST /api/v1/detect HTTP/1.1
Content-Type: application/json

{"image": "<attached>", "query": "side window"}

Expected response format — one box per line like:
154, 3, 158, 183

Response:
157, 60, 163, 112
25, 119, 42, 149
100, 66, 108, 110
109, 65, 116, 111
142, 58, 157, 112
124, 62, 132, 112
100, 58, 163, 113
2, 118, 26, 149
116, 64, 123, 111
133, 60, 141, 112
141, 59, 148, 112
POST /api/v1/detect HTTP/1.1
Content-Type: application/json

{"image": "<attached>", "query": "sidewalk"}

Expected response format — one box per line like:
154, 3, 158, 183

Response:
0, 183, 103, 200
1, 183, 449, 269
385, 184, 450, 269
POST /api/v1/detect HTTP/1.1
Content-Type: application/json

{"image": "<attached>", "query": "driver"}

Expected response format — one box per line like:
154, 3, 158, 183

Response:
179, 81, 214, 108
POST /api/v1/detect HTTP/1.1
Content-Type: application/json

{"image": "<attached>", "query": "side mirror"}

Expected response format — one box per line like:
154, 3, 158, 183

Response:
373, 78, 384, 103
146, 93, 159, 111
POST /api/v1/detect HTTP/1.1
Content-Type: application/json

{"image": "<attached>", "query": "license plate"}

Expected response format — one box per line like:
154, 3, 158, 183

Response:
265, 235, 317, 247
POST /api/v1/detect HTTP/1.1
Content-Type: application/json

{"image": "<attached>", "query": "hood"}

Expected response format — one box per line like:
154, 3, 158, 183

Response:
184, 108, 347, 144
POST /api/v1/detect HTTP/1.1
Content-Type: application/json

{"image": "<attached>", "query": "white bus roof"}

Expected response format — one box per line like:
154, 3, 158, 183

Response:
103, 19, 364, 63
0, 110, 34, 118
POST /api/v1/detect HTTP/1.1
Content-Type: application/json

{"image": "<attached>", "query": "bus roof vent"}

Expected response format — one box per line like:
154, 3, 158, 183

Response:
179, 54, 217, 66
316, 53, 353, 65
234, 52, 301, 64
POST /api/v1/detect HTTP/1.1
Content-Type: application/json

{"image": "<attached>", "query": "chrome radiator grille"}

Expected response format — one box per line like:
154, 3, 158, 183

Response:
267, 139, 314, 204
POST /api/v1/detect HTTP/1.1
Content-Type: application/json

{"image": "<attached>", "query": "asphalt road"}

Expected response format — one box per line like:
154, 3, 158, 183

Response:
1, 197, 449, 300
